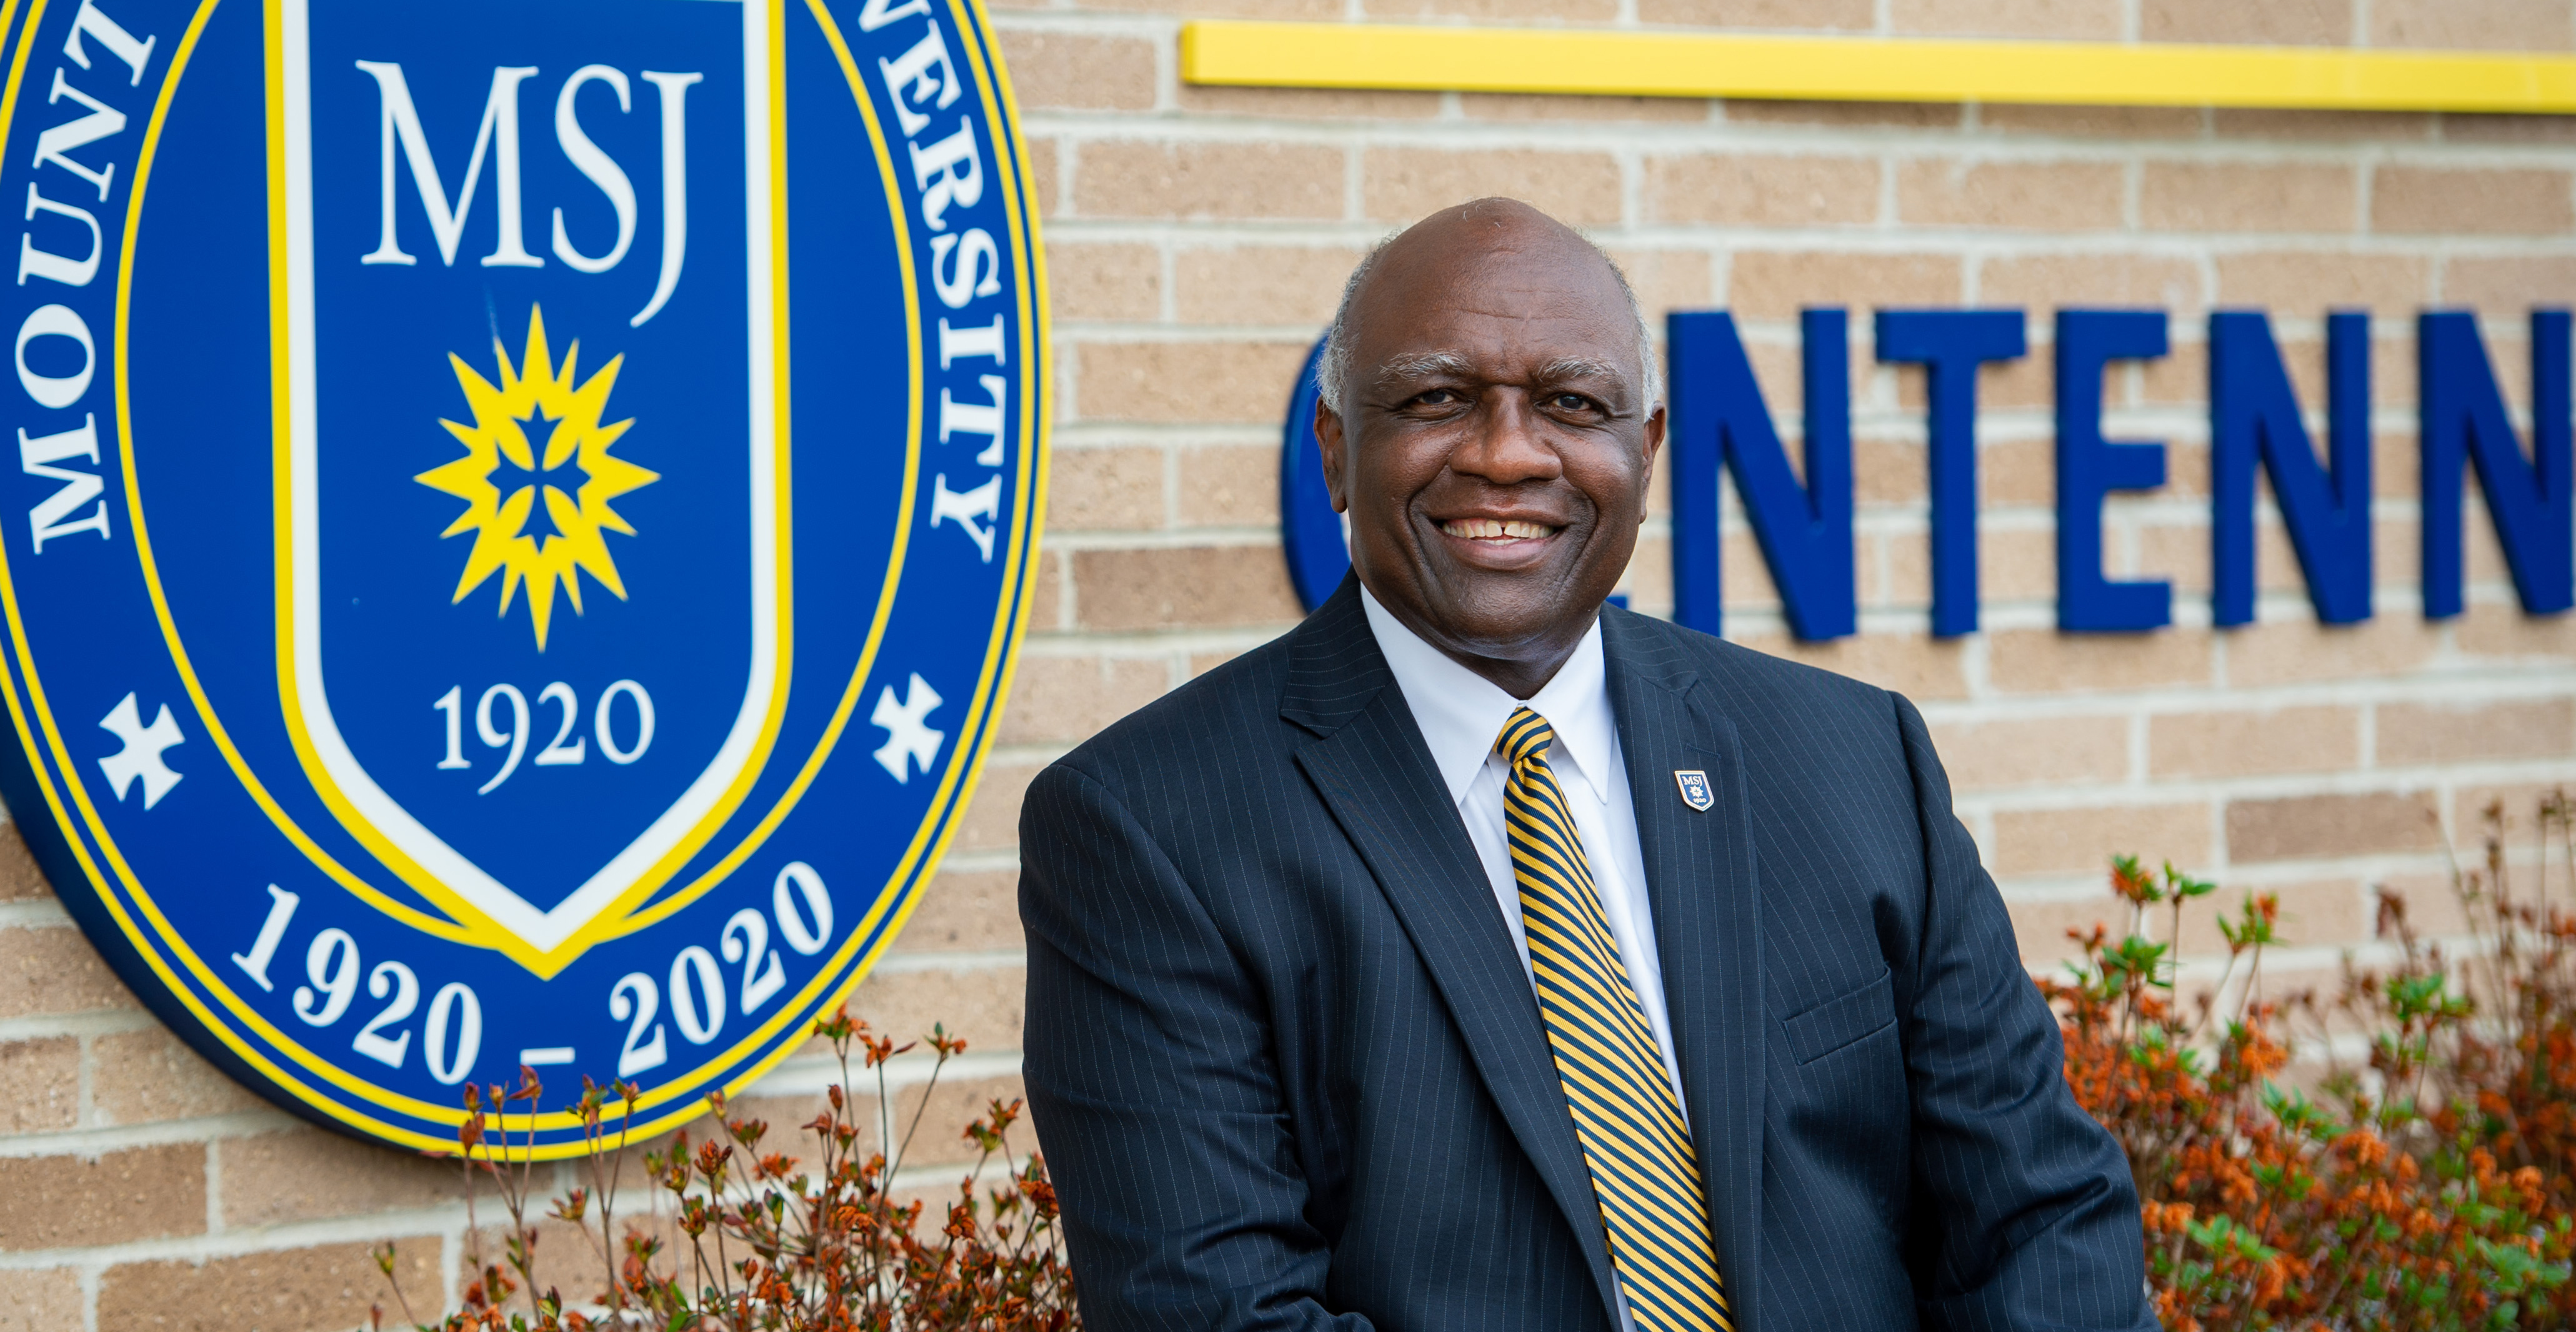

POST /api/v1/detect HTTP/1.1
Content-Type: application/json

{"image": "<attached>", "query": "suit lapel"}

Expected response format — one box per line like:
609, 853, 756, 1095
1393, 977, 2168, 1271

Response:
1284, 579, 1625, 1326
1603, 610, 1767, 1332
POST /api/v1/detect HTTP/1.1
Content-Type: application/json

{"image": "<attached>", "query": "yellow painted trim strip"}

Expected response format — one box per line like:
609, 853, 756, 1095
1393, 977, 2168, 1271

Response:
1179, 22, 2576, 114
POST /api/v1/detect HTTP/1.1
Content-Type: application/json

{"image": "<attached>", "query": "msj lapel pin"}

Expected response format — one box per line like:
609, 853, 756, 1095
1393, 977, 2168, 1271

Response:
1674, 770, 1714, 812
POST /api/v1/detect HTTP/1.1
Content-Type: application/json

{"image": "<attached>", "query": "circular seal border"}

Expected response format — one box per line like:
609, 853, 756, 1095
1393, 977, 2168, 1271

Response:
0, 0, 1049, 1156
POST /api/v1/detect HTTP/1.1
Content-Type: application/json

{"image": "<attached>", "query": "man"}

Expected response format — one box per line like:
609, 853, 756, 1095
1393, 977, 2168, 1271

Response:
1019, 198, 2150, 1331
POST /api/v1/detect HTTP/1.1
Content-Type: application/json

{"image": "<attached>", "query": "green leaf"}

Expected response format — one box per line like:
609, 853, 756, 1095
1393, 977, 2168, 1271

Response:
2163, 862, 2218, 900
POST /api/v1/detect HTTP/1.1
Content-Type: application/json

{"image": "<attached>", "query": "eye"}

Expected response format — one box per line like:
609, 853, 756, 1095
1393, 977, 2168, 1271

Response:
1549, 392, 1599, 413
1407, 387, 1464, 408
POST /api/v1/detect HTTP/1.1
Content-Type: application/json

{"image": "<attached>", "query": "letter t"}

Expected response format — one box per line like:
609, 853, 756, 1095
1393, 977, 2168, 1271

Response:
1875, 310, 2025, 637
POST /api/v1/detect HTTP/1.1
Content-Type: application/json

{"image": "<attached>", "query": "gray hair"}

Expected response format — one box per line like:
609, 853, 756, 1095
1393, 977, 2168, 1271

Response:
1314, 229, 1663, 420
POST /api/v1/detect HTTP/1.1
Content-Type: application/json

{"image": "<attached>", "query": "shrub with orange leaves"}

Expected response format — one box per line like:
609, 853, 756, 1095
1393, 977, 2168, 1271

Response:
2051, 798, 2576, 1331
369, 1009, 1077, 1332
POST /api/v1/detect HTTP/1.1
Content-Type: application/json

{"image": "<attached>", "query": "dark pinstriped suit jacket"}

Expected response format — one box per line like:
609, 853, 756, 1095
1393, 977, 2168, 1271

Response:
1018, 579, 2152, 1331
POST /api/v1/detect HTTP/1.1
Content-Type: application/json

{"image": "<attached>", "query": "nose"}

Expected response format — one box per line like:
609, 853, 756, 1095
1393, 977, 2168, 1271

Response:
1448, 389, 1561, 487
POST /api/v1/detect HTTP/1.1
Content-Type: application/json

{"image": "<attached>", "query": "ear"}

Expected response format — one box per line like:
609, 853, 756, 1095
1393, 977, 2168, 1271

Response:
1315, 396, 1352, 515
1635, 404, 1665, 524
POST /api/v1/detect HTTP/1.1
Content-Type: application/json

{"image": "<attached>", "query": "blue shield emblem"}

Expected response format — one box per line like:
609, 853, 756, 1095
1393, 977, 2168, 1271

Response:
0, 0, 1045, 1153
1674, 769, 1714, 812
280, 1, 779, 970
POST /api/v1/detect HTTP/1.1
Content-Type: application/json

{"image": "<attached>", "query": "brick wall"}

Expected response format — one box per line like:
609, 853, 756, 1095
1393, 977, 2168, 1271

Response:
7, 1, 2576, 1325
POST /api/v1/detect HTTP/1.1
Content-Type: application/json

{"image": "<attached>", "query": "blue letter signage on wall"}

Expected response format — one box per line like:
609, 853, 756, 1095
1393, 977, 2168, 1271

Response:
1280, 305, 2573, 635
2421, 310, 2572, 619
2210, 311, 2373, 626
0, 0, 1047, 1155
1667, 309, 1854, 641
1277, 337, 1347, 611
2055, 310, 2174, 632
1874, 309, 2025, 638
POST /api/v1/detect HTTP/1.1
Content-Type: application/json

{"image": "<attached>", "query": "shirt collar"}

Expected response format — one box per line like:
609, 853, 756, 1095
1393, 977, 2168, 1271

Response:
1360, 584, 1618, 809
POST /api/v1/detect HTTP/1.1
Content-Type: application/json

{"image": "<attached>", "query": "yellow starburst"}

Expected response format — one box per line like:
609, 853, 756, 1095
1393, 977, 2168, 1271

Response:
416, 306, 659, 649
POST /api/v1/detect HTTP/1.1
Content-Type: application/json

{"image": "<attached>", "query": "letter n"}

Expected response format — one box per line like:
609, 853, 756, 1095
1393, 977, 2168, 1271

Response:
2420, 310, 2572, 618
1667, 309, 1854, 641
2210, 311, 2373, 625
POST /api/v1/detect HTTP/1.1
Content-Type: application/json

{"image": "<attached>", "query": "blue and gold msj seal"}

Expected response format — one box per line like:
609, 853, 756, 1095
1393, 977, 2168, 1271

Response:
0, 0, 1044, 1152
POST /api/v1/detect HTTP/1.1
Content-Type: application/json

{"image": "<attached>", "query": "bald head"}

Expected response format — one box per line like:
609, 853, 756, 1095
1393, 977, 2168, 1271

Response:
1318, 199, 1658, 419
1310, 197, 1667, 700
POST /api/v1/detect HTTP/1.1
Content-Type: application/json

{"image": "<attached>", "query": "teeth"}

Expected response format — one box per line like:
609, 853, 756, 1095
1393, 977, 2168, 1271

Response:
1442, 518, 1555, 541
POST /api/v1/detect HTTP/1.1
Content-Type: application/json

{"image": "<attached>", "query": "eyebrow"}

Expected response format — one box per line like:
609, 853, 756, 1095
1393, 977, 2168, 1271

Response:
1369, 352, 1631, 389
1534, 357, 1625, 385
1370, 350, 1475, 387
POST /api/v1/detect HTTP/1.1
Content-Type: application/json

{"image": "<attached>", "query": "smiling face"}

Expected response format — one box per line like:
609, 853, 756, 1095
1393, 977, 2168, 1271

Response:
1315, 201, 1664, 698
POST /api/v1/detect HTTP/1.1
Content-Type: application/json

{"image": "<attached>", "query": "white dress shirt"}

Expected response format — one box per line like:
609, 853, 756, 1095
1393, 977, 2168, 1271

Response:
1358, 587, 1689, 1118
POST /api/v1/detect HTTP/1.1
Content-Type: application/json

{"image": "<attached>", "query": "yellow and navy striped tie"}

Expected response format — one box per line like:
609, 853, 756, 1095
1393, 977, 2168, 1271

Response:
1497, 706, 1731, 1332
